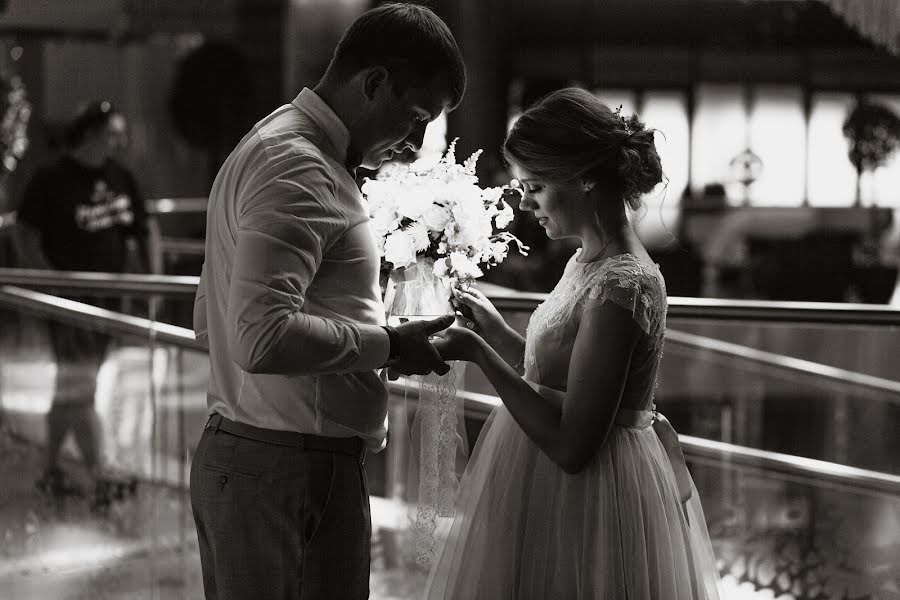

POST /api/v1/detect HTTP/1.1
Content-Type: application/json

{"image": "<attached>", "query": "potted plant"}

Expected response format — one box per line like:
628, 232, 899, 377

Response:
842, 101, 900, 302
843, 100, 900, 206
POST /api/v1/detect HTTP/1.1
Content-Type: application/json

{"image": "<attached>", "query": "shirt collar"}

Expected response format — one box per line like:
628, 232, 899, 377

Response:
291, 88, 353, 169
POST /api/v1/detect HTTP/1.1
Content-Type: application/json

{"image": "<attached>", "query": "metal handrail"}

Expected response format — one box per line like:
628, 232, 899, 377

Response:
159, 238, 206, 257
0, 286, 204, 350
491, 293, 900, 326
1, 286, 898, 497
1, 271, 899, 400
665, 329, 900, 401
146, 197, 208, 215
2, 268, 899, 326
3, 271, 900, 398
0, 269, 199, 296
386, 379, 900, 497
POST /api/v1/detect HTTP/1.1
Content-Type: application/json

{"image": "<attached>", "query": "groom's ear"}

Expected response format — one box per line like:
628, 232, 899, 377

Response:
362, 66, 390, 102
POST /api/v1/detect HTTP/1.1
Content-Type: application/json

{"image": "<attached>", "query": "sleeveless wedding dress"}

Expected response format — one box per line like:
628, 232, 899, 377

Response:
424, 251, 723, 599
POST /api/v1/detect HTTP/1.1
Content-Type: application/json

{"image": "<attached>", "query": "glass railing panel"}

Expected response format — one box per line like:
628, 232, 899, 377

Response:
687, 455, 900, 600
0, 298, 206, 599
659, 322, 900, 474
3, 283, 898, 599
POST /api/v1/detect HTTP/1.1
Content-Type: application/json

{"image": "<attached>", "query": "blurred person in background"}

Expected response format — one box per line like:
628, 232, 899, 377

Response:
15, 100, 148, 504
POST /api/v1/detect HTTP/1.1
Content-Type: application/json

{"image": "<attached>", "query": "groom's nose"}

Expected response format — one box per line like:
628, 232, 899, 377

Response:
404, 122, 427, 153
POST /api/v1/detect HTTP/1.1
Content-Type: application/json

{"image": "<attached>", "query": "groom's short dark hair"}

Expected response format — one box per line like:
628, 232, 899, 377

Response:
326, 2, 466, 110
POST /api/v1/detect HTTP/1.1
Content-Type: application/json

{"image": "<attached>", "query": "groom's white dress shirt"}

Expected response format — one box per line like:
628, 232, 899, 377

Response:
193, 88, 391, 450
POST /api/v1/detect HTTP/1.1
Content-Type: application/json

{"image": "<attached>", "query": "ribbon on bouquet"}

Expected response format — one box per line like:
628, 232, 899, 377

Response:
405, 365, 467, 566
384, 258, 469, 568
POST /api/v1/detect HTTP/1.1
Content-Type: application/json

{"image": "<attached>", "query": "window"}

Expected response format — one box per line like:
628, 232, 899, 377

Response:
807, 93, 857, 206
747, 86, 805, 206
691, 85, 748, 204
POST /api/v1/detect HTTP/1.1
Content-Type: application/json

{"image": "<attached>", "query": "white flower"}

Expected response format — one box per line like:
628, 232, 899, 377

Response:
490, 241, 509, 263
481, 186, 504, 205
395, 187, 427, 220
405, 222, 430, 252
411, 155, 440, 174
370, 205, 398, 239
448, 250, 483, 279
433, 257, 450, 278
362, 137, 526, 290
384, 230, 417, 269
494, 201, 515, 229
421, 203, 451, 232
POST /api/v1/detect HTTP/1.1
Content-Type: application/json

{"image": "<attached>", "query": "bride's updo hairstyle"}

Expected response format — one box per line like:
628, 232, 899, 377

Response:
503, 87, 663, 210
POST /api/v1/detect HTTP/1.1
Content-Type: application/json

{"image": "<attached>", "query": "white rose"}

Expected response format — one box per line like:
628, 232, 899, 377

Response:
396, 192, 425, 220
433, 257, 450, 278
384, 230, 417, 269
370, 205, 398, 239
421, 203, 451, 231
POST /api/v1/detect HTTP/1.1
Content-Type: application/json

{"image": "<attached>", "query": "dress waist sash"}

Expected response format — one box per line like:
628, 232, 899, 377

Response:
523, 379, 692, 504
615, 409, 693, 504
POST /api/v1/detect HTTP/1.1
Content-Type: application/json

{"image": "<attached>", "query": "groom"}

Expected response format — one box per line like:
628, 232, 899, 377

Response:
190, 3, 466, 598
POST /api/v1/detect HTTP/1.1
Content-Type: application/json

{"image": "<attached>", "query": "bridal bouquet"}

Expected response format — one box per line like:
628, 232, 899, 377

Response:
362, 140, 526, 568
362, 138, 527, 306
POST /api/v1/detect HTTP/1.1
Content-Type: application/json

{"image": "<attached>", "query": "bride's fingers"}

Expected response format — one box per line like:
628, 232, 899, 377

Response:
453, 290, 480, 309
465, 287, 489, 301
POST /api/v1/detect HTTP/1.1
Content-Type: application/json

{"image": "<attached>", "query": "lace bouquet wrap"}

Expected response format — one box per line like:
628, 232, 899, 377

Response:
363, 140, 526, 568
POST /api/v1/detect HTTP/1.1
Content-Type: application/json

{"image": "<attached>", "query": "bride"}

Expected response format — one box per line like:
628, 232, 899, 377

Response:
426, 88, 723, 599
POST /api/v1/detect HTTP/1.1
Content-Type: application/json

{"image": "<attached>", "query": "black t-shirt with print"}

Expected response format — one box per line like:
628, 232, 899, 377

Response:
18, 155, 147, 273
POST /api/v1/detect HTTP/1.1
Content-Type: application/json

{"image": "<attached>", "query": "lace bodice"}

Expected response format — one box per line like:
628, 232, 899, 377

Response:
523, 251, 667, 411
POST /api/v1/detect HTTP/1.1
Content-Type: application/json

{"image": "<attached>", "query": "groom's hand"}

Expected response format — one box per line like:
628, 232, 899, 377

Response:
389, 315, 454, 378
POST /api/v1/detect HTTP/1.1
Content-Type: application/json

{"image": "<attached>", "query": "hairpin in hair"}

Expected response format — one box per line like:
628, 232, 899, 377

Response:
613, 104, 633, 135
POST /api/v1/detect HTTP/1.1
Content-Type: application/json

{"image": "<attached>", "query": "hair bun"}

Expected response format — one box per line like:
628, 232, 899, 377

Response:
617, 121, 663, 207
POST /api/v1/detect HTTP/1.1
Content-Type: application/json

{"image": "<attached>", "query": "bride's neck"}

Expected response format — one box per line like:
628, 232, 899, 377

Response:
578, 208, 634, 263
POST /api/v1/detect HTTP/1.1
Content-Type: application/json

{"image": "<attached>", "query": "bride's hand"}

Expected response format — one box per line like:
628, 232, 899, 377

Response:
451, 284, 506, 338
431, 323, 485, 364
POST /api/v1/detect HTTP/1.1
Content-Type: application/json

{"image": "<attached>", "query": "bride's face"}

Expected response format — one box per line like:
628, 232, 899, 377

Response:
510, 164, 586, 241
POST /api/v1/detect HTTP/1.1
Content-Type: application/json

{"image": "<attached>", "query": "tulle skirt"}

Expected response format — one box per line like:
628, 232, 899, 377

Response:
424, 406, 723, 600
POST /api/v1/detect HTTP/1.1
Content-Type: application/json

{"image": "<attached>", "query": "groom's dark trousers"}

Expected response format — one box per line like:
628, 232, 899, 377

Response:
190, 413, 371, 599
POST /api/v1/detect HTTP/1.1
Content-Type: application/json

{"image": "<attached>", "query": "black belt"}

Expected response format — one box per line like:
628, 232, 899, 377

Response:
205, 413, 366, 464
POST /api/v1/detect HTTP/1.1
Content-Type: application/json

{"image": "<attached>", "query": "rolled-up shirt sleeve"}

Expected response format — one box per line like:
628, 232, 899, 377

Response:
226, 152, 389, 375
